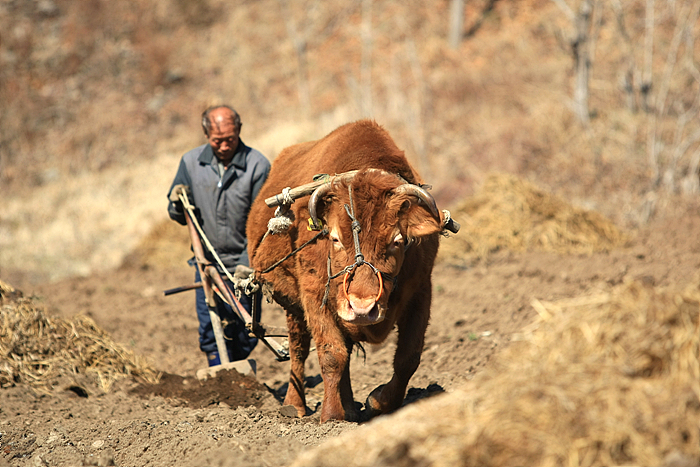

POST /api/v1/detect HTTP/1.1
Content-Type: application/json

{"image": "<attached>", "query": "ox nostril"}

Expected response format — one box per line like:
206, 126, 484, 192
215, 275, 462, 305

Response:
341, 295, 383, 324
367, 305, 379, 321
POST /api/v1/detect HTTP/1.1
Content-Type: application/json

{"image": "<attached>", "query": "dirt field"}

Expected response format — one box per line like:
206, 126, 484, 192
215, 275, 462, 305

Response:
2, 194, 699, 467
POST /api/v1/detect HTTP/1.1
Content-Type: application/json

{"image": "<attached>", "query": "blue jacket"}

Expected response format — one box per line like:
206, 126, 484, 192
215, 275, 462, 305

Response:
167, 140, 270, 270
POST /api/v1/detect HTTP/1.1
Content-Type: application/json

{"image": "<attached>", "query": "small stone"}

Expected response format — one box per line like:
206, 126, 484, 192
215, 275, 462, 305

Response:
279, 405, 299, 418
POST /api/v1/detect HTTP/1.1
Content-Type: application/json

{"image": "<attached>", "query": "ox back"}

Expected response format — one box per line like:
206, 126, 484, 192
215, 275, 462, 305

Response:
246, 119, 446, 422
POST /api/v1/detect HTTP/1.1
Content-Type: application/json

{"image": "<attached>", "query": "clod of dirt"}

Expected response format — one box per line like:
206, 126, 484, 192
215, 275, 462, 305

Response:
129, 369, 273, 409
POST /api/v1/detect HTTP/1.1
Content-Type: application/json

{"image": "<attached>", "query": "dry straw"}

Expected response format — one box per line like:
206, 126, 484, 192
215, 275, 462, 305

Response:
439, 173, 626, 263
122, 218, 191, 270
0, 280, 160, 393
292, 277, 700, 467
462, 278, 700, 466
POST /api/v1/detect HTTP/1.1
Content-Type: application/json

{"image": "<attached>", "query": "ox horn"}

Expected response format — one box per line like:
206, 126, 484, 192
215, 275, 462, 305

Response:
308, 172, 358, 227
394, 184, 442, 223
308, 181, 334, 229
308, 171, 422, 228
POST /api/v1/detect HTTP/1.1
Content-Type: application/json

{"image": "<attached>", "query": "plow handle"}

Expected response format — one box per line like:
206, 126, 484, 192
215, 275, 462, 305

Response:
163, 282, 202, 296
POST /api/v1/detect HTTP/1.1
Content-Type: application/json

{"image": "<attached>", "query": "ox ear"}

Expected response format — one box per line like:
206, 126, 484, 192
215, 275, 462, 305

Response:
403, 201, 442, 238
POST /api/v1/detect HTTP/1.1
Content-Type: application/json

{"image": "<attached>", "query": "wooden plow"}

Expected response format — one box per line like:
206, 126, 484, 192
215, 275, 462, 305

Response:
165, 192, 289, 364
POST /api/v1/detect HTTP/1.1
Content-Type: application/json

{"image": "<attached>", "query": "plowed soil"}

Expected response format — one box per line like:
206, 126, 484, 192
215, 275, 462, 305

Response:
2, 199, 699, 467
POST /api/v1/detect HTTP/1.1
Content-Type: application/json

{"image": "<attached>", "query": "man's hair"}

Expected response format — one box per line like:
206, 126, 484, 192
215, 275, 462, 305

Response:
201, 105, 241, 136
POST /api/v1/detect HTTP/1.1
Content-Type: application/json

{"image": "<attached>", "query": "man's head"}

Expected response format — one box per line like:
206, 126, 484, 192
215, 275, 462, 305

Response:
201, 106, 242, 163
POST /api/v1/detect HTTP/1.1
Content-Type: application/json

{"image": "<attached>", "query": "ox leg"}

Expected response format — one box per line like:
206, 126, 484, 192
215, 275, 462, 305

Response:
309, 318, 358, 423
338, 338, 359, 421
316, 338, 355, 422
283, 307, 311, 417
366, 295, 430, 417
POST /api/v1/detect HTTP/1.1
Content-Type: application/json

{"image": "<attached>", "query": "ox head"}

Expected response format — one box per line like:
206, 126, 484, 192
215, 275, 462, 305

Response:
307, 169, 444, 325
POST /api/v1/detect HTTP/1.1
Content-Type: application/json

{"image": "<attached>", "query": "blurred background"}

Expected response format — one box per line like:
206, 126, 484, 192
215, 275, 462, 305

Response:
1, 0, 699, 283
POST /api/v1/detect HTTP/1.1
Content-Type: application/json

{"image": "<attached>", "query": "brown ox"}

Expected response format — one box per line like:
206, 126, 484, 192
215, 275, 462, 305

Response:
246, 120, 452, 422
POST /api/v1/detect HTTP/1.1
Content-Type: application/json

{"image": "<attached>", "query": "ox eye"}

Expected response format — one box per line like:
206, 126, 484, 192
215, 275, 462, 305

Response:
391, 233, 405, 250
331, 235, 344, 249
329, 226, 344, 249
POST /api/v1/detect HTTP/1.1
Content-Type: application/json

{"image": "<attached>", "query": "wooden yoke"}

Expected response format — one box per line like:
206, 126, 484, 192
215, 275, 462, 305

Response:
264, 170, 460, 234
264, 171, 359, 207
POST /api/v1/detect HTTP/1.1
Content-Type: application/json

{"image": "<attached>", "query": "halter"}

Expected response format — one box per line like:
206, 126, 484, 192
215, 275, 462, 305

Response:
321, 184, 396, 308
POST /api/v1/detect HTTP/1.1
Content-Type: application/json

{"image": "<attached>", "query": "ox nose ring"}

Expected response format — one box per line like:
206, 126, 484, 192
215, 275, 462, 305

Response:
342, 266, 383, 303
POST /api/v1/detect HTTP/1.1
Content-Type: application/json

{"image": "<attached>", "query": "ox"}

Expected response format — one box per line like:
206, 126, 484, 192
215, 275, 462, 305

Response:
246, 120, 455, 422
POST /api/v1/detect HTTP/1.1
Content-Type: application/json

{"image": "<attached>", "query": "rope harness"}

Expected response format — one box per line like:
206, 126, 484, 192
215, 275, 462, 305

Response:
257, 171, 458, 312
319, 184, 392, 308
259, 183, 396, 310
260, 227, 329, 275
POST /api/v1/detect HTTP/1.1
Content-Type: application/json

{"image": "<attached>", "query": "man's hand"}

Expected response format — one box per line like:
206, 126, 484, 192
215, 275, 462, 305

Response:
234, 264, 254, 280
169, 184, 191, 204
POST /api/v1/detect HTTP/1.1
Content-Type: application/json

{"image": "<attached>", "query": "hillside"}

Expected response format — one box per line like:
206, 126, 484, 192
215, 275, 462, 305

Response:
2, 0, 699, 283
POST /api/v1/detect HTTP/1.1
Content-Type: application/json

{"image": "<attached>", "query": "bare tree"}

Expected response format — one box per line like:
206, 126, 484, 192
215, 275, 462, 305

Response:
553, 0, 595, 127
450, 0, 499, 47
641, 0, 655, 112
611, 0, 638, 112
360, 0, 373, 116
605, 0, 700, 194
449, 0, 465, 49
277, 2, 354, 116
278, 0, 314, 116
649, 0, 700, 192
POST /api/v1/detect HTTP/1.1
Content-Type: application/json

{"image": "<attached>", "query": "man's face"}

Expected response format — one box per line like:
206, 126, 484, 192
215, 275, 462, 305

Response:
206, 112, 239, 162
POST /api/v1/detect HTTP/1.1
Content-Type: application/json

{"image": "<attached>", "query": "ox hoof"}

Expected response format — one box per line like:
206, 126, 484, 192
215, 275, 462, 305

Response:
343, 402, 363, 423
364, 384, 387, 418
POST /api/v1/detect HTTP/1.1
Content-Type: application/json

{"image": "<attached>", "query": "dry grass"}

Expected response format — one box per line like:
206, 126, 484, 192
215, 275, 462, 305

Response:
0, 281, 160, 393
458, 278, 700, 466
439, 173, 626, 264
121, 218, 192, 271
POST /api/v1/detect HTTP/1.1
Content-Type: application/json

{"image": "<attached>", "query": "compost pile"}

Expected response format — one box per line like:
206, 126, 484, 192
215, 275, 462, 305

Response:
0, 280, 159, 393
439, 173, 626, 264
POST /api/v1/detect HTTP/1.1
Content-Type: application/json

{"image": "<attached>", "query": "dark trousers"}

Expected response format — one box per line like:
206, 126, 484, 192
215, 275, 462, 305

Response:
194, 267, 259, 360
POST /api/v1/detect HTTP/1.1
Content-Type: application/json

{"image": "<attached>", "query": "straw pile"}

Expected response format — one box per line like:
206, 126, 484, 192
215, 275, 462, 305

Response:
439, 173, 626, 262
120, 218, 191, 271
292, 277, 700, 467
462, 278, 700, 466
0, 280, 160, 393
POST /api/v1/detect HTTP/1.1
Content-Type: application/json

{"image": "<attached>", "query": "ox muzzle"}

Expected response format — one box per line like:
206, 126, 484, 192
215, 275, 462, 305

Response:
314, 180, 405, 325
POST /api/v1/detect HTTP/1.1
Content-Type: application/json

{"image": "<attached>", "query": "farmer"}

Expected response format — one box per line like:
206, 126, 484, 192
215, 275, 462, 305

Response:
167, 105, 270, 367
